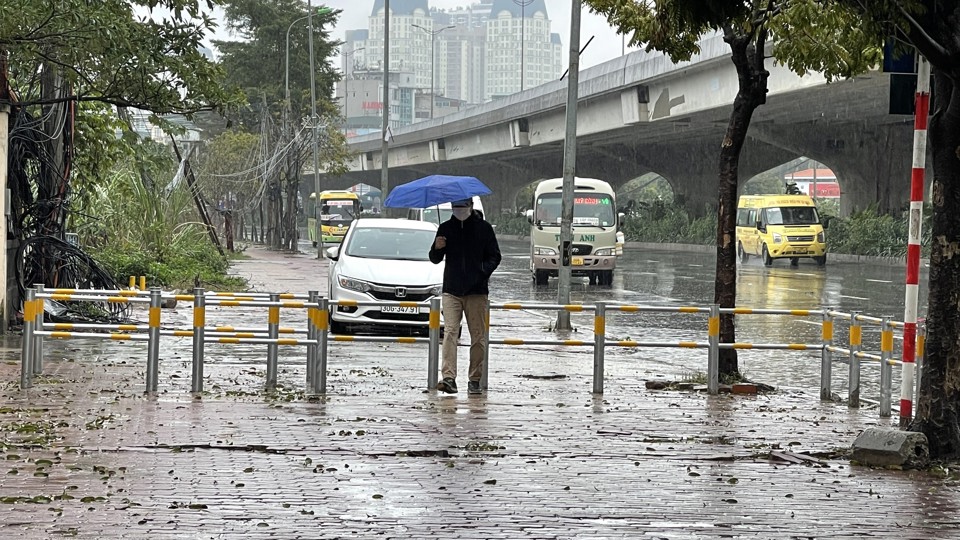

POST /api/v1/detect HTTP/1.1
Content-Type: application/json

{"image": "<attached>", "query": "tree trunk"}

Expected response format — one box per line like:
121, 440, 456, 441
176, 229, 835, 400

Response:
909, 70, 960, 458
715, 29, 769, 379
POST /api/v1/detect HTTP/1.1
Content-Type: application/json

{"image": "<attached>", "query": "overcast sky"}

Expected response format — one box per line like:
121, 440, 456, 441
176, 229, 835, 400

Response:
209, 0, 637, 73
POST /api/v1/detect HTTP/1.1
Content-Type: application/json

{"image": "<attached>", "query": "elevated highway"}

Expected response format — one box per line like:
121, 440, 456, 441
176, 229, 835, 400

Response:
316, 34, 916, 217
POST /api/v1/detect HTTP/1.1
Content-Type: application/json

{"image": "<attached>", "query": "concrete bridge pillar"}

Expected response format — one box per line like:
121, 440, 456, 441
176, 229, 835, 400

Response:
633, 136, 797, 218
751, 122, 916, 216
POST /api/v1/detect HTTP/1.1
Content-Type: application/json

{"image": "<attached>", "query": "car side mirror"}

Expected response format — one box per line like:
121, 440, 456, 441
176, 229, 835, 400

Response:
822, 217, 830, 230
756, 223, 766, 233
618, 212, 625, 228
324, 246, 340, 260
525, 209, 534, 224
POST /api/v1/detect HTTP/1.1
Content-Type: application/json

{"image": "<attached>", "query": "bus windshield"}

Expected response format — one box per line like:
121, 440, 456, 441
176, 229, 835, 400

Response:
320, 199, 360, 226
534, 192, 616, 227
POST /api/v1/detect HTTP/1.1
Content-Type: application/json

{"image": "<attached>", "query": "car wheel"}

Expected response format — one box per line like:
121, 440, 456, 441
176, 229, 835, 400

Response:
762, 245, 773, 267
814, 255, 827, 267
790, 257, 800, 266
600, 270, 613, 286
312, 241, 318, 248
737, 242, 749, 264
534, 270, 548, 286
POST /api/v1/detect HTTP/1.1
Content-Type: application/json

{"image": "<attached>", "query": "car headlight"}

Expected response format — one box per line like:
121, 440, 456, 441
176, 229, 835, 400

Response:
772, 233, 783, 244
593, 248, 614, 256
534, 246, 557, 256
817, 231, 825, 243
338, 276, 371, 292
429, 284, 443, 296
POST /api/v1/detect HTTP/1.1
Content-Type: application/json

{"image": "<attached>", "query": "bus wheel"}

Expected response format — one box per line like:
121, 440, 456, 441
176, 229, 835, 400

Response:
762, 245, 773, 267
534, 270, 549, 286
600, 270, 613, 286
737, 242, 749, 264
814, 255, 827, 267
790, 257, 800, 266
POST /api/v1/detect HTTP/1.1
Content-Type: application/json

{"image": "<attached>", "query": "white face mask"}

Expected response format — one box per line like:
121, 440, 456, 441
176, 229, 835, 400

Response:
452, 207, 472, 221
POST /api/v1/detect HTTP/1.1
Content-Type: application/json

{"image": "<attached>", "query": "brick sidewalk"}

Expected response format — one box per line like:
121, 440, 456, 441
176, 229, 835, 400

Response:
0, 244, 954, 539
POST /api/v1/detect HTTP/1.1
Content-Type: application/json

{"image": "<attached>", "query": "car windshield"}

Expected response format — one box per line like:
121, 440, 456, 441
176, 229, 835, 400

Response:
421, 207, 452, 224
534, 192, 616, 226
765, 206, 820, 225
345, 227, 436, 260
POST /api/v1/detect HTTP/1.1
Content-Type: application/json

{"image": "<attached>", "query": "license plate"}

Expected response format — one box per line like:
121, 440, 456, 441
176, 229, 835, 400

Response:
381, 306, 418, 314
572, 257, 584, 266
792, 249, 807, 255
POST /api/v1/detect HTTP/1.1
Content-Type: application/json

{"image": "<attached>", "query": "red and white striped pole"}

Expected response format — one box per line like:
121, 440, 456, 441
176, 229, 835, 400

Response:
900, 56, 930, 426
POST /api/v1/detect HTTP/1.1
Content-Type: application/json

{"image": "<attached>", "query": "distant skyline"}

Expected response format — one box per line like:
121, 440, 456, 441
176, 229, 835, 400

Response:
207, 0, 638, 77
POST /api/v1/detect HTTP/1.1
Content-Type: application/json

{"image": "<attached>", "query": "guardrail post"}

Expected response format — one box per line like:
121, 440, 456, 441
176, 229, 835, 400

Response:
481, 298, 490, 390
20, 288, 36, 389
820, 310, 834, 401
592, 302, 606, 394
306, 291, 318, 391
916, 322, 926, 409
848, 311, 861, 408
191, 287, 206, 393
33, 284, 44, 375
266, 293, 280, 390
707, 304, 720, 395
146, 288, 162, 393
428, 297, 441, 391
879, 317, 893, 417
315, 297, 329, 394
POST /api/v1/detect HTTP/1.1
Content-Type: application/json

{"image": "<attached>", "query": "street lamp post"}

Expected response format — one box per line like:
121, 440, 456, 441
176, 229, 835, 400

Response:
285, 10, 323, 123
512, 0, 533, 92
412, 24, 455, 119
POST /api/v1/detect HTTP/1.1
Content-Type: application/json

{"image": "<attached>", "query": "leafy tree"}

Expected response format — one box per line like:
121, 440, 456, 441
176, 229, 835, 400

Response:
584, 0, 880, 379
212, 0, 349, 249
1, 0, 240, 302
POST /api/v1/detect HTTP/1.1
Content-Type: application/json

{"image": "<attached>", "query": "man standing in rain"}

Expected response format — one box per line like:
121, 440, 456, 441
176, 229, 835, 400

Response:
429, 198, 502, 395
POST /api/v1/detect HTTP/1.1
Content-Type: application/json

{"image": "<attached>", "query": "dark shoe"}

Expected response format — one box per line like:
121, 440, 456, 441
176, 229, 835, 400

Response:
437, 377, 458, 394
467, 381, 482, 395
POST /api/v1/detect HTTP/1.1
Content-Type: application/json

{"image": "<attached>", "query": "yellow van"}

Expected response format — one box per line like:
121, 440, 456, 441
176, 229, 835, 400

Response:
736, 194, 827, 267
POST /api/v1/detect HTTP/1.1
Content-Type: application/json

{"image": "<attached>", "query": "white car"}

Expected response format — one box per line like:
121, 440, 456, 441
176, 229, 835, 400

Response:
326, 218, 443, 335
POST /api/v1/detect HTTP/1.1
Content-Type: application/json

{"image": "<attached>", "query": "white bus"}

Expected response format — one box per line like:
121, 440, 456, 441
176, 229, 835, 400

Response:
526, 178, 622, 286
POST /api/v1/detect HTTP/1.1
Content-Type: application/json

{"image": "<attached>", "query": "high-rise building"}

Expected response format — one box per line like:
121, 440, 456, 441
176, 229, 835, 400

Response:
343, 0, 562, 123
484, 0, 562, 100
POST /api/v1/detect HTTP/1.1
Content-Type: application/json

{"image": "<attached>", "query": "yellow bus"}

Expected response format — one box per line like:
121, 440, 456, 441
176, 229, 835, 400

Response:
307, 191, 362, 246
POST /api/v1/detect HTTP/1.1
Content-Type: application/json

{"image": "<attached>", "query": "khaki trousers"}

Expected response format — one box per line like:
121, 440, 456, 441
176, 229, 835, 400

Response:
441, 293, 487, 382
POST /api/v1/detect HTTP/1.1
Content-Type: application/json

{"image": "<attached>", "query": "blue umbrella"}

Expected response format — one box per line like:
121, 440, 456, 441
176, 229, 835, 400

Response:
383, 175, 492, 209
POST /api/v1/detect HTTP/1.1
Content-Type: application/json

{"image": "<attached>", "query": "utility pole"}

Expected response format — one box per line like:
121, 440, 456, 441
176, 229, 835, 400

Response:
307, 1, 327, 259
557, 0, 582, 331
380, 0, 390, 209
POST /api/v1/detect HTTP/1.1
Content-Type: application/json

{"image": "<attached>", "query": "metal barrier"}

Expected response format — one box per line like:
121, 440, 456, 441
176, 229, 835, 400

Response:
19, 286, 923, 418
20, 286, 442, 397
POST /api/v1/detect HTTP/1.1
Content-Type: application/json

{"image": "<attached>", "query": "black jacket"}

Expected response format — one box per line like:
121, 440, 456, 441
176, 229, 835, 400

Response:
429, 211, 501, 296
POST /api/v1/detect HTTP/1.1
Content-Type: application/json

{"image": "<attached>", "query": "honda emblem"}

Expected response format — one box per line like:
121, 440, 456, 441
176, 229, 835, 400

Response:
395, 287, 407, 298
